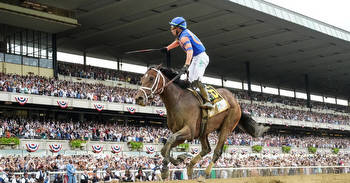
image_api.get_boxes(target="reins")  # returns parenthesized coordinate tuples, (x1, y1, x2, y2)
(154, 73, 181, 94)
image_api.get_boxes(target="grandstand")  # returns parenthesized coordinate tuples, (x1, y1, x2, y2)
(0, 0, 349, 182)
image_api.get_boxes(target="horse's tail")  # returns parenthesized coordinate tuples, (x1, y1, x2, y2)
(237, 111, 269, 138)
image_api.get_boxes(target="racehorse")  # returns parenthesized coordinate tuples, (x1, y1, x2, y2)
(135, 64, 269, 179)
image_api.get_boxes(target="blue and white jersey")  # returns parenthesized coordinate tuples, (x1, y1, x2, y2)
(178, 29, 206, 56)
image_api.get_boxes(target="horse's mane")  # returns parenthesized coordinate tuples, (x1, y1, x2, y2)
(148, 66, 190, 89)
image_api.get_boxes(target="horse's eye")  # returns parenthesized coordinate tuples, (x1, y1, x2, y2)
(149, 77, 154, 81)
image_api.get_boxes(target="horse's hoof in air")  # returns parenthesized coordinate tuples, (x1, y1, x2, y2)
(161, 169, 169, 180)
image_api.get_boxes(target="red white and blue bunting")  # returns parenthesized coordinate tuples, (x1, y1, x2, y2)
(156, 109, 165, 116)
(94, 104, 104, 112)
(191, 147, 199, 154)
(146, 146, 155, 154)
(15, 97, 28, 106)
(57, 101, 68, 109)
(111, 145, 122, 154)
(92, 145, 103, 153)
(49, 144, 63, 153)
(127, 107, 136, 114)
(26, 143, 39, 152)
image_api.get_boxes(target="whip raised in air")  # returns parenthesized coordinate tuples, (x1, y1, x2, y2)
(124, 48, 161, 54)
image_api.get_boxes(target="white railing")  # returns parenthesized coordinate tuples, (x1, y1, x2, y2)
(5, 166, 350, 182)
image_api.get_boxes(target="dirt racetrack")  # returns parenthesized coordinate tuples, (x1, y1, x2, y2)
(158, 173, 350, 183)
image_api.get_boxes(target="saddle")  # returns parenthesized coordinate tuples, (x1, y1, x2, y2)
(187, 85, 230, 137)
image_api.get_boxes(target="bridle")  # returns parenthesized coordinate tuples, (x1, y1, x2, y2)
(138, 68, 166, 103)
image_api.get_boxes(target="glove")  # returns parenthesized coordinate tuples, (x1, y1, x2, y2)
(180, 64, 189, 74)
(160, 47, 168, 54)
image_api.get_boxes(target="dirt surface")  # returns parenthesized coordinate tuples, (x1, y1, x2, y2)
(153, 173, 350, 183)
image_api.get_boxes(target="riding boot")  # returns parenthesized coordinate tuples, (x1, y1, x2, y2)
(195, 80, 213, 109)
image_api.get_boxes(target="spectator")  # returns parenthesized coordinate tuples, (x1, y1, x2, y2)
(80, 171, 89, 183)
(66, 160, 76, 183)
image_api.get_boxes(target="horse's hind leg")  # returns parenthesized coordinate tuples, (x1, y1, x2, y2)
(187, 134, 211, 179)
(205, 108, 240, 176)
(160, 126, 191, 179)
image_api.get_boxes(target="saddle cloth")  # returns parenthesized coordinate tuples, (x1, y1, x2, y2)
(188, 85, 230, 118)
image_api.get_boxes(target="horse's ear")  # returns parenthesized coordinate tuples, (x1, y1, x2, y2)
(155, 64, 162, 70)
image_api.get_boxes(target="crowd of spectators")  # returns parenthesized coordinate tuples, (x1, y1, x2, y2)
(0, 72, 349, 125)
(0, 118, 169, 144)
(1, 118, 349, 149)
(0, 73, 138, 105)
(58, 62, 141, 85)
(57, 61, 349, 112)
(241, 103, 350, 125)
(0, 152, 349, 181)
(234, 90, 349, 113)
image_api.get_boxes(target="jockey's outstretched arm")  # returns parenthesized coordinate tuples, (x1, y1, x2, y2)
(166, 40, 179, 51)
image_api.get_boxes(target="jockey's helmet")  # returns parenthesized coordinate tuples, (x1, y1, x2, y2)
(169, 17, 187, 29)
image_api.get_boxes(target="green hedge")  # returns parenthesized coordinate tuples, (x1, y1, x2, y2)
(252, 145, 262, 153)
(0, 137, 20, 145)
(332, 148, 339, 154)
(308, 147, 317, 154)
(177, 143, 189, 151)
(282, 146, 291, 153)
(69, 140, 86, 149)
(129, 141, 143, 151)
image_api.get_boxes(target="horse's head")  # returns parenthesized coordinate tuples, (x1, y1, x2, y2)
(135, 64, 166, 106)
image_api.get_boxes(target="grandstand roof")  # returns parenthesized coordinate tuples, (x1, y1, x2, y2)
(41, 0, 350, 99)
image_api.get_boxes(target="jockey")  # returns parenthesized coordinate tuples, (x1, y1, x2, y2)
(162, 17, 213, 109)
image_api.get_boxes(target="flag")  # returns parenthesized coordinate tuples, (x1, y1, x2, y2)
(191, 147, 199, 154)
(111, 145, 122, 154)
(26, 143, 39, 152)
(57, 101, 68, 109)
(146, 146, 155, 154)
(49, 144, 62, 153)
(127, 107, 136, 114)
(94, 104, 104, 112)
(15, 97, 28, 105)
(156, 109, 165, 116)
(92, 145, 103, 153)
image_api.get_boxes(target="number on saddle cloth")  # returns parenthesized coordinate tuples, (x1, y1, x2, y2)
(206, 85, 221, 103)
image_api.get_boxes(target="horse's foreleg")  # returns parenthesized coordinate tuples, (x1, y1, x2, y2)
(168, 140, 185, 166)
(161, 126, 191, 179)
(205, 109, 240, 176)
(187, 134, 211, 179)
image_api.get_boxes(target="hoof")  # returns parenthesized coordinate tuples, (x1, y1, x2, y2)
(204, 162, 214, 176)
(197, 175, 206, 182)
(161, 169, 169, 180)
(204, 169, 211, 177)
(187, 166, 193, 179)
